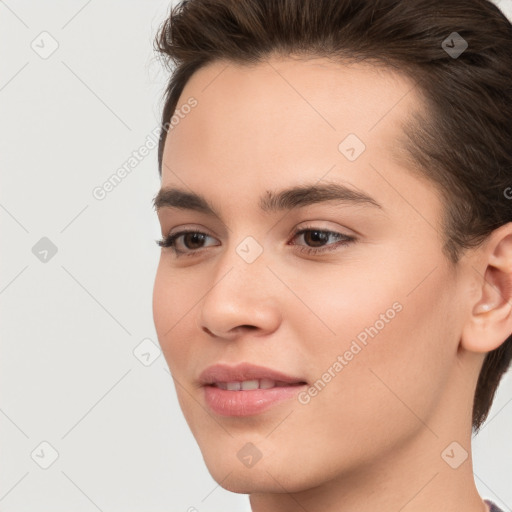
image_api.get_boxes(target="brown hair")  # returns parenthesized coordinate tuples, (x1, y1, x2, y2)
(153, 0, 512, 433)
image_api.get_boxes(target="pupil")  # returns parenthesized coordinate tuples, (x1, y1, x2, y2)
(185, 233, 205, 249)
(306, 230, 327, 247)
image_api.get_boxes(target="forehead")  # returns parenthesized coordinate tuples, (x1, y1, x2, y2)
(160, 56, 437, 221)
(167, 56, 419, 144)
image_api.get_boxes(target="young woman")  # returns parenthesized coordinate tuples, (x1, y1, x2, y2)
(151, 1, 512, 510)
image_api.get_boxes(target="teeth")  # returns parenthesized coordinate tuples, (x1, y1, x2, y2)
(259, 378, 275, 389)
(241, 379, 259, 390)
(214, 379, 293, 390)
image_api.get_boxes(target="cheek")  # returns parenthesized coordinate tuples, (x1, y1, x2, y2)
(299, 259, 456, 440)
(153, 259, 197, 334)
(152, 263, 171, 339)
(281, 241, 450, 380)
(152, 262, 191, 370)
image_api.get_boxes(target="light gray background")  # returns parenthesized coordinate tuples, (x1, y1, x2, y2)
(1, 1, 511, 511)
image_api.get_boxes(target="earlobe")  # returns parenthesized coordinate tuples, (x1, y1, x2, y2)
(461, 224, 512, 354)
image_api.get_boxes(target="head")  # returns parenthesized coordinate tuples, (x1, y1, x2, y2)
(151, 0, 512, 496)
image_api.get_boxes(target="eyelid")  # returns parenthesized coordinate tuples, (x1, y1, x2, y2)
(164, 225, 355, 243)
(157, 223, 357, 258)
(164, 220, 354, 239)
(166, 223, 219, 238)
(294, 220, 358, 238)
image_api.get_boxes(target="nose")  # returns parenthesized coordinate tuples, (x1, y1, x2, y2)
(196, 246, 282, 340)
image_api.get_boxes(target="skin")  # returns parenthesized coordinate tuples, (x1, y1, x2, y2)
(152, 56, 512, 512)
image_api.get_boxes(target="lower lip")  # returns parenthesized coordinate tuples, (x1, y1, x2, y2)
(203, 384, 307, 416)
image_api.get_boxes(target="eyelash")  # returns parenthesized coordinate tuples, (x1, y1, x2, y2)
(156, 225, 356, 258)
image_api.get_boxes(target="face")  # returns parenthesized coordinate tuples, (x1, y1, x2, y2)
(152, 57, 477, 494)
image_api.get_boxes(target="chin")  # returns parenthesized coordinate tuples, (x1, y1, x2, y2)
(205, 465, 294, 495)
(201, 447, 317, 495)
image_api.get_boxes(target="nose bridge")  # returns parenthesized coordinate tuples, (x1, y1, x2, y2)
(207, 232, 272, 302)
(197, 231, 281, 336)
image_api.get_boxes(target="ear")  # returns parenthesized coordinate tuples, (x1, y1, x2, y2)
(461, 222, 512, 353)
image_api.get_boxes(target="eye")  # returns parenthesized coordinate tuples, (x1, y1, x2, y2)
(288, 225, 356, 256)
(156, 229, 219, 257)
(156, 225, 356, 258)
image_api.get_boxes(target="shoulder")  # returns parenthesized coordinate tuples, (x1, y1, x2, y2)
(484, 499, 507, 512)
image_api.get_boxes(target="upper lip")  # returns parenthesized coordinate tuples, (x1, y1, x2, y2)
(199, 362, 307, 385)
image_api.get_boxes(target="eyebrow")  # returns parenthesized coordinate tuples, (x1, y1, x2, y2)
(153, 182, 384, 216)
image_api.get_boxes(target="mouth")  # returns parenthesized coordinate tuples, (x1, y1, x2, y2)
(199, 362, 308, 388)
(207, 379, 307, 390)
(199, 363, 309, 416)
